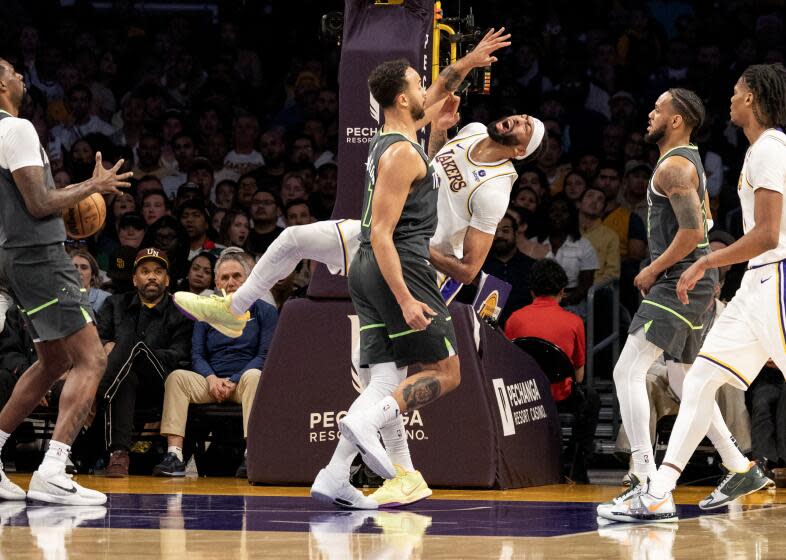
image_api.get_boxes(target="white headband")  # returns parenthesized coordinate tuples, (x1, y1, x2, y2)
(516, 117, 546, 160)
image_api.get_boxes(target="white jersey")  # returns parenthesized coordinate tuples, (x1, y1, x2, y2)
(430, 123, 517, 259)
(739, 128, 786, 267)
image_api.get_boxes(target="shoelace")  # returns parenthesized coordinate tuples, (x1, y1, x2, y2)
(711, 471, 735, 497)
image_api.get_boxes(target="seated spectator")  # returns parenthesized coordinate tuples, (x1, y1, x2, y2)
(211, 209, 227, 236)
(512, 186, 539, 213)
(285, 199, 316, 227)
(162, 132, 197, 198)
(280, 172, 309, 205)
(619, 160, 652, 224)
(174, 182, 204, 211)
(563, 170, 588, 207)
(178, 200, 219, 259)
(136, 175, 166, 205)
(51, 84, 115, 152)
(142, 215, 191, 284)
(504, 259, 600, 482)
(219, 209, 251, 249)
(595, 161, 647, 313)
(578, 187, 620, 285)
(131, 133, 169, 180)
(510, 207, 548, 260)
(117, 212, 146, 250)
(310, 161, 338, 219)
(177, 252, 217, 296)
(236, 173, 259, 212)
(247, 189, 283, 257)
(481, 213, 536, 325)
(224, 113, 264, 176)
(517, 166, 549, 199)
(215, 179, 238, 210)
(141, 189, 171, 226)
(154, 250, 278, 478)
(533, 195, 598, 316)
(69, 249, 110, 312)
(187, 157, 216, 202)
(96, 248, 193, 477)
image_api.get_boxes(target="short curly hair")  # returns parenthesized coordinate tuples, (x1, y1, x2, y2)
(529, 259, 568, 297)
(368, 59, 411, 109)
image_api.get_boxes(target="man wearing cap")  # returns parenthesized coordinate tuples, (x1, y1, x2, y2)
(620, 160, 653, 224)
(95, 248, 193, 477)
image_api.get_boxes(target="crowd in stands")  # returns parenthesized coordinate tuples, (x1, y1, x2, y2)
(0, 0, 783, 480)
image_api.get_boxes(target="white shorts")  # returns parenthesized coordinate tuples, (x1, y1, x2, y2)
(697, 261, 786, 390)
(326, 219, 361, 276)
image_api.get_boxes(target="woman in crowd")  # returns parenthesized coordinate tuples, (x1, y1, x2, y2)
(69, 248, 111, 312)
(177, 252, 217, 295)
(220, 209, 251, 249)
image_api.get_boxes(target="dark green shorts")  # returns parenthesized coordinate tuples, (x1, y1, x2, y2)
(629, 266, 718, 363)
(348, 247, 457, 368)
(0, 243, 94, 342)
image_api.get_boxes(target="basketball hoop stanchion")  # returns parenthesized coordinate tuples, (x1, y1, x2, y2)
(432, 1, 457, 84)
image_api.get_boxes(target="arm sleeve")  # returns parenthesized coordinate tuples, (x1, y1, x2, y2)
(746, 137, 786, 193)
(191, 321, 216, 378)
(468, 175, 516, 234)
(233, 303, 279, 384)
(627, 212, 647, 241)
(1, 119, 45, 171)
(579, 238, 600, 271)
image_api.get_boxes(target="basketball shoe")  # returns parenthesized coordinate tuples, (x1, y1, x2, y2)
(597, 483, 678, 523)
(699, 461, 771, 510)
(596, 474, 643, 518)
(370, 465, 432, 508)
(0, 463, 26, 501)
(173, 291, 249, 338)
(338, 414, 396, 480)
(27, 466, 107, 506)
(310, 468, 378, 509)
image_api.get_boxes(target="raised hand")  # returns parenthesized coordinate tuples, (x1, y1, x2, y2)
(433, 94, 461, 131)
(92, 151, 133, 195)
(463, 27, 512, 68)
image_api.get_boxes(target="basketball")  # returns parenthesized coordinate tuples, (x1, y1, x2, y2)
(64, 192, 106, 239)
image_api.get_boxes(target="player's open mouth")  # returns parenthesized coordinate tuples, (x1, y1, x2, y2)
(497, 118, 514, 133)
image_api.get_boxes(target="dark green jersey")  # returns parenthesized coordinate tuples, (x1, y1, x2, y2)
(647, 145, 710, 270)
(359, 130, 437, 259)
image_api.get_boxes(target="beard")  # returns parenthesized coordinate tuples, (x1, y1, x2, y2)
(486, 118, 520, 146)
(409, 101, 425, 122)
(644, 123, 667, 144)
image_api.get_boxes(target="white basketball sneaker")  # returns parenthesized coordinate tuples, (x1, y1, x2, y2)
(27, 467, 107, 506)
(310, 468, 379, 510)
(0, 464, 26, 501)
(338, 414, 396, 480)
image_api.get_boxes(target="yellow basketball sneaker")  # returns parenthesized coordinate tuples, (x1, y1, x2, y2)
(370, 465, 432, 508)
(173, 291, 250, 338)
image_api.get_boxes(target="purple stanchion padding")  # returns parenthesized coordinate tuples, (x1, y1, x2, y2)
(247, 299, 562, 488)
(307, 0, 433, 299)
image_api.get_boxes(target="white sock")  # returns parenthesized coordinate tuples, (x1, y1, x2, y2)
(168, 446, 184, 462)
(614, 330, 662, 480)
(0, 429, 9, 455)
(380, 415, 414, 471)
(40, 440, 70, 474)
(325, 362, 403, 479)
(667, 361, 750, 473)
(361, 396, 400, 431)
(231, 223, 344, 314)
(649, 359, 728, 496)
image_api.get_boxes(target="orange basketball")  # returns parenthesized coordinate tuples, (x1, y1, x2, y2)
(64, 192, 107, 239)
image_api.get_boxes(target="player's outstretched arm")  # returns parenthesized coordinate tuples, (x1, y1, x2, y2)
(12, 151, 132, 219)
(370, 143, 434, 331)
(634, 157, 703, 295)
(678, 188, 782, 303)
(425, 27, 510, 109)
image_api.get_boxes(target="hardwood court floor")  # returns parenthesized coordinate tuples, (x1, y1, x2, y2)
(2, 475, 785, 559)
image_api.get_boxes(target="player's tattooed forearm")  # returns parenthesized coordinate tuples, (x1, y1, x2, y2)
(428, 129, 448, 159)
(669, 190, 702, 230)
(440, 66, 462, 92)
(401, 376, 442, 410)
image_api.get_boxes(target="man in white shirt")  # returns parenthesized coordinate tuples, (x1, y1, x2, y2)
(50, 84, 115, 152)
(224, 113, 264, 177)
